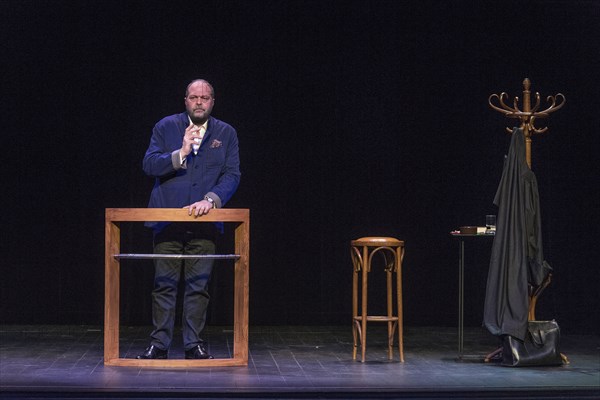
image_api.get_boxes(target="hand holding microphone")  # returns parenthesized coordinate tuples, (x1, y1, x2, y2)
(191, 124, 203, 155)
(183, 122, 203, 157)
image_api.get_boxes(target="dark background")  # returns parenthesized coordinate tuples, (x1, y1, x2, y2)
(2, 1, 599, 335)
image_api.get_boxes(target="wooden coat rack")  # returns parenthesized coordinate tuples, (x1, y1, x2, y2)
(488, 78, 565, 321)
(484, 79, 567, 363)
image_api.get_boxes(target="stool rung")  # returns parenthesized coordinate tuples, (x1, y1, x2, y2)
(114, 253, 240, 260)
(353, 316, 399, 322)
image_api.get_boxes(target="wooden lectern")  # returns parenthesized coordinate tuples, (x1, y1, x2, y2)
(104, 208, 250, 367)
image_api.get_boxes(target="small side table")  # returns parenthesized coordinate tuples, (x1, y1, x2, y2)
(450, 232, 494, 360)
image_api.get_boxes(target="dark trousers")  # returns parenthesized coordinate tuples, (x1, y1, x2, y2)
(150, 223, 216, 350)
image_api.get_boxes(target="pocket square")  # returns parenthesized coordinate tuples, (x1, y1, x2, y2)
(210, 139, 222, 148)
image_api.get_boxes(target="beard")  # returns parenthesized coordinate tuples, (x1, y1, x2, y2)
(189, 107, 211, 125)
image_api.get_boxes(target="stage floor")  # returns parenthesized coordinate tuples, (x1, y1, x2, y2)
(0, 324, 598, 399)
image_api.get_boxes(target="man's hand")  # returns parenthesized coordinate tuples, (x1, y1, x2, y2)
(180, 122, 201, 158)
(185, 200, 213, 217)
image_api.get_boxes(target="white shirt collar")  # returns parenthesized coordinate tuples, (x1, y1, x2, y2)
(188, 116, 208, 131)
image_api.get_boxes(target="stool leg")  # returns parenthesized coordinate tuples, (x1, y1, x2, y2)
(386, 265, 393, 360)
(396, 246, 404, 362)
(361, 245, 369, 362)
(352, 253, 359, 360)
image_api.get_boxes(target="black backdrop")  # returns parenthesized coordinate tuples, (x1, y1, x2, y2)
(2, 0, 599, 334)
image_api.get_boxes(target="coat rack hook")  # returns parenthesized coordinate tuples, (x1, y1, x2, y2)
(489, 78, 565, 168)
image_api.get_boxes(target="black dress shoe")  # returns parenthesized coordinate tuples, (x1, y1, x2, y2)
(136, 345, 168, 359)
(185, 343, 214, 359)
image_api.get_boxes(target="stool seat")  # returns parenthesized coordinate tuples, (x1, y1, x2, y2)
(351, 236, 405, 362)
(351, 237, 404, 247)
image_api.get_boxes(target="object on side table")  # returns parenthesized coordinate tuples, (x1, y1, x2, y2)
(459, 226, 477, 234)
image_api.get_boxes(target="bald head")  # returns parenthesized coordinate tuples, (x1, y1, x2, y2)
(185, 79, 215, 98)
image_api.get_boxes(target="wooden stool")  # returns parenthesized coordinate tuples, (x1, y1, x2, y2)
(351, 237, 405, 362)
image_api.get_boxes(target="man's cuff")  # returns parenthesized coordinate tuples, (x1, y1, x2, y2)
(172, 150, 186, 169)
(205, 192, 222, 208)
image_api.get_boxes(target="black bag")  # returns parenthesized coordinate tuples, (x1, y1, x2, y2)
(501, 320, 563, 367)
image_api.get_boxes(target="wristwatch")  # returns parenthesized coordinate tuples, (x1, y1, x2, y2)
(204, 196, 215, 208)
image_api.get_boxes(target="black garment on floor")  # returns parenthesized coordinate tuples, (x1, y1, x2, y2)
(483, 128, 552, 341)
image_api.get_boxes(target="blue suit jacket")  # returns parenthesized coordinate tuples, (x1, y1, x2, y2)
(143, 112, 241, 233)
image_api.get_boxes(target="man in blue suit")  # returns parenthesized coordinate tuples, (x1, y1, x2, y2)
(138, 79, 241, 359)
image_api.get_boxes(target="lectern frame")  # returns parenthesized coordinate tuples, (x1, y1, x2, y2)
(104, 208, 250, 367)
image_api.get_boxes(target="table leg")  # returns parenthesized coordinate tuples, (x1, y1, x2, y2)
(458, 239, 464, 359)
